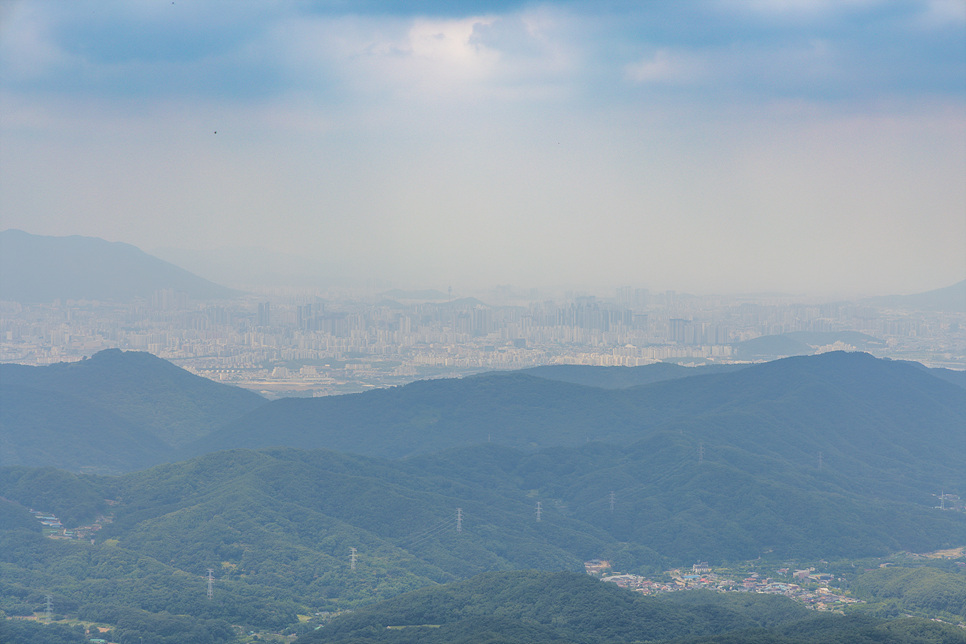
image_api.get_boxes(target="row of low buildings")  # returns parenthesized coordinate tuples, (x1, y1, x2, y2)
(28, 507, 108, 542)
(586, 560, 861, 611)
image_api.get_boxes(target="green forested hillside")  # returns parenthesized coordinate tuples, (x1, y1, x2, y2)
(89, 448, 615, 582)
(0, 619, 89, 644)
(0, 497, 40, 532)
(666, 614, 966, 644)
(2, 435, 964, 637)
(0, 384, 174, 472)
(298, 571, 809, 643)
(0, 528, 297, 631)
(0, 448, 612, 634)
(407, 439, 966, 564)
(0, 467, 106, 524)
(851, 564, 966, 620)
(294, 571, 965, 644)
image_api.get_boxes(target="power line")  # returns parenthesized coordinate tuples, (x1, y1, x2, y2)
(396, 516, 458, 550)
(400, 520, 453, 550)
(404, 521, 457, 549)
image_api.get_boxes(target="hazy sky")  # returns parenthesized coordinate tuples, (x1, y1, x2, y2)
(1, 0, 964, 296)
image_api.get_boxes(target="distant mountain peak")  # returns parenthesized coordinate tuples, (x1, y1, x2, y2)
(0, 229, 238, 303)
(0, 349, 266, 468)
(864, 278, 966, 312)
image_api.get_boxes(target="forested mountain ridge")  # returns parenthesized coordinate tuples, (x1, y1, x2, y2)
(183, 370, 629, 459)
(186, 352, 966, 469)
(1, 348, 265, 447)
(4, 350, 961, 475)
(609, 351, 966, 492)
(0, 349, 266, 471)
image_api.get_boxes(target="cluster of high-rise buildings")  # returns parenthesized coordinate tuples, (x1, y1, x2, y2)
(2, 287, 962, 398)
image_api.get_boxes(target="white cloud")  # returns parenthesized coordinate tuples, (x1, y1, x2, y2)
(918, 0, 966, 27)
(407, 17, 494, 62)
(624, 49, 700, 84)
(0, 2, 70, 80)
(1, 0, 963, 294)
(718, 0, 886, 21)
(264, 14, 504, 105)
(266, 9, 582, 107)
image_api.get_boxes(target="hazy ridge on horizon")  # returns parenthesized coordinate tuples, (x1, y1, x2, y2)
(2, 228, 964, 302)
(149, 239, 966, 301)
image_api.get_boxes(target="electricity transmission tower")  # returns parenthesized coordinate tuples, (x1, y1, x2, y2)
(456, 508, 463, 534)
(350, 547, 358, 571)
(44, 595, 53, 624)
(206, 569, 214, 599)
(536, 501, 542, 522)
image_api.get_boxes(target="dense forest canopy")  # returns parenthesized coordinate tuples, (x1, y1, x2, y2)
(1, 352, 964, 641)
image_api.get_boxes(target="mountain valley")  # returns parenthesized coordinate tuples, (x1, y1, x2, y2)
(1, 350, 964, 642)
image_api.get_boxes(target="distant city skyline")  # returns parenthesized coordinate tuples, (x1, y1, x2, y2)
(1, 0, 964, 296)
(4, 274, 963, 397)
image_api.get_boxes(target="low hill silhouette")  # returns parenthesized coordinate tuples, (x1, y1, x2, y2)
(864, 279, 966, 312)
(2, 349, 265, 447)
(0, 229, 238, 303)
(1, 349, 266, 471)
